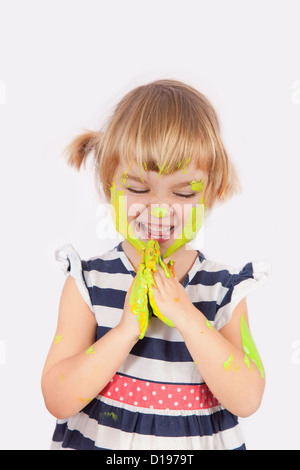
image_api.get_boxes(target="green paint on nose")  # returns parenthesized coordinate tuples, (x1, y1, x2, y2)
(150, 207, 168, 218)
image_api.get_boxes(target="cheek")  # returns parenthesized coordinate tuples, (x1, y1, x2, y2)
(127, 199, 147, 222)
(173, 202, 194, 227)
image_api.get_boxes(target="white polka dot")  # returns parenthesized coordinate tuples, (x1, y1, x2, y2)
(183, 396, 187, 400)
(174, 402, 178, 406)
(129, 392, 133, 396)
(107, 392, 111, 396)
(177, 388, 181, 392)
(134, 401, 138, 405)
(133, 379, 136, 382)
(146, 382, 150, 386)
(152, 391, 156, 396)
(137, 387, 141, 391)
(120, 396, 124, 401)
(150, 405, 153, 409)
(115, 387, 119, 392)
(190, 389, 194, 393)
(168, 394, 172, 398)
(200, 403, 203, 408)
(159, 400, 163, 404)
(188, 403, 192, 407)
(124, 383, 127, 387)
(143, 396, 147, 401)
(161, 386, 165, 390)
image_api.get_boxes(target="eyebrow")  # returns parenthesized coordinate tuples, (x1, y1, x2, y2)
(125, 174, 195, 189)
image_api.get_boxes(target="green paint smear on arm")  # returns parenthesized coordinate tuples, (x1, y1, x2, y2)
(240, 314, 264, 379)
(244, 354, 254, 372)
(223, 353, 240, 372)
(224, 353, 234, 371)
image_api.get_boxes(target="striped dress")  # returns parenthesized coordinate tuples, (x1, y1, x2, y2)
(50, 242, 269, 450)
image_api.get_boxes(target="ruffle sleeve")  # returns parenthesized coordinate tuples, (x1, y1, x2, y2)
(55, 244, 94, 314)
(213, 260, 270, 330)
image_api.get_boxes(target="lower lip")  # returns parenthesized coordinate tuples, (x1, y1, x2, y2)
(138, 223, 175, 242)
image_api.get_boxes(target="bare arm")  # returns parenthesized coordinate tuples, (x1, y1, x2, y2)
(178, 298, 265, 417)
(153, 266, 265, 418)
(41, 276, 139, 420)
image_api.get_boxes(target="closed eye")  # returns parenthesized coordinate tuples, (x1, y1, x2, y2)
(174, 193, 196, 198)
(127, 188, 149, 194)
(127, 188, 197, 198)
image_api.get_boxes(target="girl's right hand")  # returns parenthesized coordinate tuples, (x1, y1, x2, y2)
(117, 280, 141, 343)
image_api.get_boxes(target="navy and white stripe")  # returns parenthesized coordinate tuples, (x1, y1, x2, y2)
(51, 242, 269, 450)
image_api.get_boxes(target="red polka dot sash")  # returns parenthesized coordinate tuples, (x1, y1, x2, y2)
(99, 374, 220, 411)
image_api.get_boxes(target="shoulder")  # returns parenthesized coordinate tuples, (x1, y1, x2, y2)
(83, 243, 128, 275)
(193, 253, 269, 290)
(190, 254, 239, 288)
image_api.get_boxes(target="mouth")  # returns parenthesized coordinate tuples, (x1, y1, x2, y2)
(137, 222, 175, 241)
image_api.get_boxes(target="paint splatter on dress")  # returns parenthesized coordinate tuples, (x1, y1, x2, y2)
(50, 242, 269, 450)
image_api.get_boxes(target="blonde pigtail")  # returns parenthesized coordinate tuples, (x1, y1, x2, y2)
(63, 130, 101, 170)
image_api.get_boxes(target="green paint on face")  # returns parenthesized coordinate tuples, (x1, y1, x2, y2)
(150, 207, 168, 218)
(190, 179, 204, 193)
(121, 172, 128, 185)
(110, 177, 206, 338)
(110, 182, 146, 252)
(110, 175, 205, 259)
(181, 157, 191, 174)
(240, 315, 264, 379)
(163, 204, 205, 259)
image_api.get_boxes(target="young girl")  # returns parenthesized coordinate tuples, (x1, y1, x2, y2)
(42, 79, 269, 450)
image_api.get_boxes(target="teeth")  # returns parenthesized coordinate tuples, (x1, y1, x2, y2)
(140, 222, 174, 238)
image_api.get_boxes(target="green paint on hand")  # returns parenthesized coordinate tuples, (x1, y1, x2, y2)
(130, 239, 175, 339)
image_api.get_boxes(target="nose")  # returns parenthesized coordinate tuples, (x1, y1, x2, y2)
(150, 207, 168, 218)
(149, 203, 175, 220)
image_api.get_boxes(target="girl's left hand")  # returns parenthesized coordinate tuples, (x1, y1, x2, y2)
(152, 266, 195, 330)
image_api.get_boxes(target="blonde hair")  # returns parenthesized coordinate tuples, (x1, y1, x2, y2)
(64, 79, 241, 208)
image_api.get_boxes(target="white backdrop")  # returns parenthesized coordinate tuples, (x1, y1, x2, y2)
(0, 0, 299, 450)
